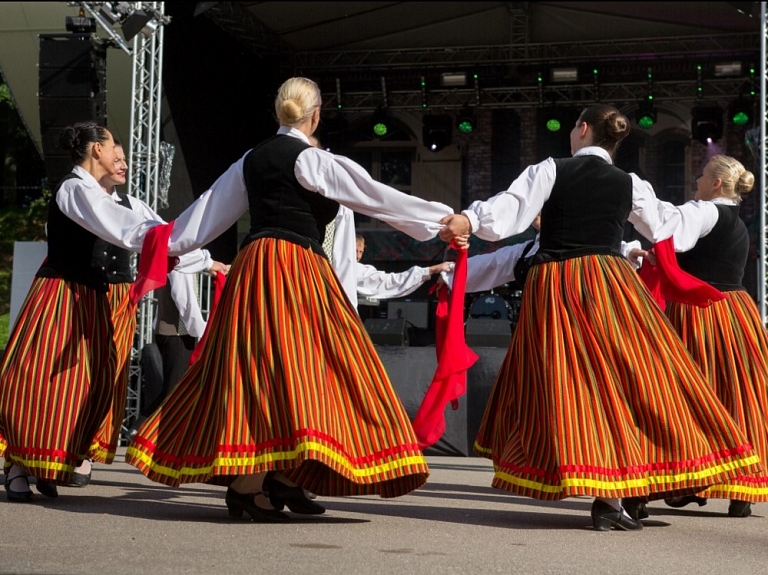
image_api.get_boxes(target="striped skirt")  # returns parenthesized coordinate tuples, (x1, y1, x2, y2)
(0, 277, 116, 481)
(474, 255, 760, 500)
(87, 283, 137, 464)
(126, 238, 428, 497)
(667, 290, 768, 502)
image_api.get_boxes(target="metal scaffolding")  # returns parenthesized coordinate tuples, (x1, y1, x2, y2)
(762, 2, 768, 323)
(120, 2, 167, 440)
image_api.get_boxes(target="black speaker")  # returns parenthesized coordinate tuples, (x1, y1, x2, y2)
(38, 34, 107, 188)
(465, 318, 511, 348)
(364, 318, 409, 346)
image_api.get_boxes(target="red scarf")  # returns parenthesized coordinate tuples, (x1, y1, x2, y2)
(129, 222, 178, 305)
(638, 236, 725, 310)
(188, 271, 227, 366)
(412, 241, 478, 449)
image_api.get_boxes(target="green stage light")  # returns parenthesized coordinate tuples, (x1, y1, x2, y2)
(728, 98, 753, 127)
(456, 107, 476, 134)
(546, 118, 561, 132)
(373, 122, 388, 137)
(635, 100, 657, 130)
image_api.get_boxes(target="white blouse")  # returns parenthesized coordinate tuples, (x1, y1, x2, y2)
(628, 175, 733, 251)
(356, 262, 431, 299)
(54, 166, 212, 273)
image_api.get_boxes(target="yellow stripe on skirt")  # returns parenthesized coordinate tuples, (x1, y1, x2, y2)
(667, 290, 768, 502)
(126, 238, 428, 497)
(474, 255, 760, 500)
(87, 282, 137, 464)
(0, 277, 117, 481)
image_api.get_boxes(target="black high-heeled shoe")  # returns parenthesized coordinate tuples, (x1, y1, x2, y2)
(622, 497, 649, 520)
(34, 478, 58, 498)
(728, 500, 752, 517)
(224, 488, 289, 522)
(664, 495, 707, 509)
(4, 472, 33, 503)
(591, 500, 643, 531)
(265, 474, 326, 515)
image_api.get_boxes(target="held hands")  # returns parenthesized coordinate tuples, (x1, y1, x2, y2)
(439, 214, 471, 243)
(208, 261, 231, 276)
(628, 248, 655, 267)
(428, 261, 455, 276)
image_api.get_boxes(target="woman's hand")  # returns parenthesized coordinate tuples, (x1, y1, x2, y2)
(428, 261, 455, 275)
(628, 248, 655, 267)
(439, 214, 471, 242)
(208, 261, 231, 276)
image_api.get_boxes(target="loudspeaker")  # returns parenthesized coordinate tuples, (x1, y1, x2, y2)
(364, 318, 409, 346)
(38, 34, 107, 188)
(465, 318, 511, 348)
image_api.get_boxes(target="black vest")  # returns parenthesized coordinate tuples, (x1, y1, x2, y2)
(676, 204, 748, 291)
(241, 135, 340, 255)
(536, 155, 632, 263)
(37, 174, 135, 291)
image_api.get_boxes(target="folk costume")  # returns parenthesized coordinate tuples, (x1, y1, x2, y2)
(469, 147, 759, 501)
(631, 186, 768, 506)
(126, 127, 453, 497)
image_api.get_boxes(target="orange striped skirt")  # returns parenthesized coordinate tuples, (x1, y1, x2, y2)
(126, 238, 428, 497)
(87, 282, 137, 463)
(667, 290, 768, 502)
(0, 277, 116, 481)
(474, 255, 760, 500)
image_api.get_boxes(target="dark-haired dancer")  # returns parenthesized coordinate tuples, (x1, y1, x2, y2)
(631, 154, 768, 518)
(0, 123, 222, 501)
(440, 104, 759, 531)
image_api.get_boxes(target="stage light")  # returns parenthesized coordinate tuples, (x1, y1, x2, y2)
(636, 100, 657, 129)
(456, 107, 476, 134)
(715, 61, 743, 77)
(422, 114, 453, 152)
(372, 108, 389, 138)
(551, 67, 578, 83)
(728, 98, 753, 126)
(66, 16, 96, 33)
(441, 72, 467, 87)
(546, 118, 561, 132)
(691, 105, 723, 145)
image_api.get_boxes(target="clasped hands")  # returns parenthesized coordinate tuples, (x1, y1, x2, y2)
(439, 213, 472, 249)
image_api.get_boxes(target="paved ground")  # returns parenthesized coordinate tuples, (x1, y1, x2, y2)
(2, 450, 767, 575)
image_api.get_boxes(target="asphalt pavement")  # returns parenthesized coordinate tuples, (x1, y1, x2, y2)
(2, 450, 767, 575)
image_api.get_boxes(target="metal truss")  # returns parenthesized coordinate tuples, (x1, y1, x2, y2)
(124, 1, 166, 442)
(323, 77, 751, 111)
(294, 33, 759, 72)
(761, 2, 767, 323)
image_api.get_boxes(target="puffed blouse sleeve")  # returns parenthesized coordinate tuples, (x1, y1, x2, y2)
(460, 159, 556, 242)
(294, 148, 453, 242)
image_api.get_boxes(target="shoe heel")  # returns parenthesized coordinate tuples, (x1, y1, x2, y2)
(592, 515, 611, 531)
(227, 503, 244, 519)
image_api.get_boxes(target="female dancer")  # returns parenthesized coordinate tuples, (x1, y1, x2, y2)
(1, 123, 140, 500)
(125, 77, 459, 521)
(439, 104, 759, 531)
(631, 154, 768, 518)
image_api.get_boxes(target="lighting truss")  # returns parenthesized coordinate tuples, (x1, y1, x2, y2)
(320, 77, 751, 111)
(761, 1, 767, 324)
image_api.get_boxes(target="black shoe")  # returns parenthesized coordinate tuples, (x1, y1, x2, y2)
(728, 500, 752, 518)
(68, 466, 92, 487)
(622, 497, 649, 520)
(265, 473, 326, 515)
(591, 500, 643, 531)
(34, 479, 58, 498)
(4, 473, 32, 503)
(224, 488, 289, 523)
(664, 495, 707, 509)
